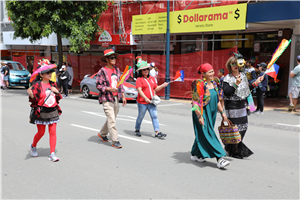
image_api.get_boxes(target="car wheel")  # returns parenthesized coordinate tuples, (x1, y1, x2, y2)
(82, 85, 91, 98)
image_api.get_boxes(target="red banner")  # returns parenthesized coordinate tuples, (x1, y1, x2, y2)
(12, 55, 26, 69)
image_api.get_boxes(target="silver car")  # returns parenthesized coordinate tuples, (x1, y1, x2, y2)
(80, 73, 138, 100)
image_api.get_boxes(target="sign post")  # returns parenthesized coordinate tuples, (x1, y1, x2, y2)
(165, 0, 170, 100)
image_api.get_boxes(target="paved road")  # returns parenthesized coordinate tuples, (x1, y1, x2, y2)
(1, 88, 299, 199)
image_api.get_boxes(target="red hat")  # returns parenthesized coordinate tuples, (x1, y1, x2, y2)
(197, 63, 213, 73)
(101, 49, 119, 62)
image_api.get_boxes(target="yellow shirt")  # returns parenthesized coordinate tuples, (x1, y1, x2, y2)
(50, 72, 56, 82)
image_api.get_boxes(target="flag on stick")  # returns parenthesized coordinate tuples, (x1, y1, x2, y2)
(173, 70, 184, 82)
(265, 64, 280, 80)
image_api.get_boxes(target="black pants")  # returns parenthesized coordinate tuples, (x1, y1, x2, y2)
(256, 88, 264, 112)
(62, 80, 69, 96)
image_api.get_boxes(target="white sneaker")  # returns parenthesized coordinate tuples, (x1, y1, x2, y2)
(254, 111, 261, 114)
(48, 152, 59, 162)
(29, 144, 38, 157)
(217, 158, 230, 169)
(191, 155, 206, 163)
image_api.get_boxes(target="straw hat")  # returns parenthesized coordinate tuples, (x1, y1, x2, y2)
(101, 49, 119, 63)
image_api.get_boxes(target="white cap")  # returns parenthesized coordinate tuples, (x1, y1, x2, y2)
(60, 65, 66, 71)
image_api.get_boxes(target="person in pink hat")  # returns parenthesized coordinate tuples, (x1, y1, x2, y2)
(96, 49, 126, 149)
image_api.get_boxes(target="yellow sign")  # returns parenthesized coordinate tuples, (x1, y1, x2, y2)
(132, 12, 167, 35)
(221, 34, 254, 48)
(132, 3, 247, 35)
(170, 3, 247, 33)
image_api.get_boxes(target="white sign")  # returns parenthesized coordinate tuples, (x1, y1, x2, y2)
(98, 30, 112, 42)
(254, 42, 260, 52)
(3, 31, 70, 45)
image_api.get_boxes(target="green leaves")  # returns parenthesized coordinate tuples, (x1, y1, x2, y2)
(6, 0, 108, 52)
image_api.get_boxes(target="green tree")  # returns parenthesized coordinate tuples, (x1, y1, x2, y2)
(6, 0, 108, 67)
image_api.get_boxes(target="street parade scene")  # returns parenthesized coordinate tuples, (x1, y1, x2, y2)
(1, 0, 299, 199)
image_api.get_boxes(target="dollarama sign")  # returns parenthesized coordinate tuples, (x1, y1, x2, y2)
(132, 3, 247, 35)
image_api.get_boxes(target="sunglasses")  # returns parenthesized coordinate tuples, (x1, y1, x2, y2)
(230, 63, 237, 67)
(110, 57, 117, 60)
(142, 68, 149, 71)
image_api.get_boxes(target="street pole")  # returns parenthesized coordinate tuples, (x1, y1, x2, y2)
(165, 0, 170, 100)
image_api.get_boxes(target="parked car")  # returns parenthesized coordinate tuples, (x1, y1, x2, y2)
(1, 60, 31, 89)
(80, 73, 138, 100)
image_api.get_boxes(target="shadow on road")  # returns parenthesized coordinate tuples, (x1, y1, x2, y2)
(123, 129, 154, 139)
(87, 135, 112, 147)
(24, 147, 51, 160)
(171, 151, 230, 170)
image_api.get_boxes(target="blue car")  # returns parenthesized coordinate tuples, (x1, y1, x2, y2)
(1, 60, 31, 89)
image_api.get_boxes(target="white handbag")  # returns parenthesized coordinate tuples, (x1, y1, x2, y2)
(144, 78, 161, 106)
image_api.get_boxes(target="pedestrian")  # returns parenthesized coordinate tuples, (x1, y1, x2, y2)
(27, 64, 62, 162)
(254, 62, 268, 114)
(218, 68, 225, 109)
(223, 56, 263, 159)
(0, 61, 5, 89)
(191, 63, 230, 169)
(288, 55, 300, 112)
(1, 61, 10, 89)
(134, 59, 169, 139)
(149, 62, 158, 83)
(59, 65, 70, 98)
(67, 62, 73, 94)
(96, 49, 126, 149)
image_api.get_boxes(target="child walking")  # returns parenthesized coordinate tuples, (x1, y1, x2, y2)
(27, 63, 62, 162)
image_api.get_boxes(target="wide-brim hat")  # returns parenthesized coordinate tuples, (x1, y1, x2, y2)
(136, 60, 150, 72)
(101, 49, 119, 63)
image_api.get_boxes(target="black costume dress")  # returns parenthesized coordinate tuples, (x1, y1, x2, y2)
(223, 73, 254, 158)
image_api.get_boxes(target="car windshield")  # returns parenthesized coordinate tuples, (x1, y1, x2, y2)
(7, 63, 26, 71)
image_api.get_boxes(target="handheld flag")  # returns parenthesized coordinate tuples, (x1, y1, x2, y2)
(265, 64, 280, 80)
(247, 94, 256, 112)
(266, 39, 291, 69)
(117, 65, 133, 88)
(173, 70, 184, 82)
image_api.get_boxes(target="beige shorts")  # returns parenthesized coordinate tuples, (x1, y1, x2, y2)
(289, 86, 300, 98)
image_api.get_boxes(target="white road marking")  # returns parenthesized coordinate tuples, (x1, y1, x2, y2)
(276, 123, 300, 127)
(158, 103, 184, 107)
(70, 124, 151, 143)
(82, 111, 166, 126)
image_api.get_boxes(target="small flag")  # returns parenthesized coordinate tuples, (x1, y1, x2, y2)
(174, 70, 184, 82)
(265, 64, 280, 80)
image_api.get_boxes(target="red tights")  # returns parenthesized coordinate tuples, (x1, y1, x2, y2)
(32, 123, 57, 153)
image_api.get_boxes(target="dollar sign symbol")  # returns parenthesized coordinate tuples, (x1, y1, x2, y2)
(234, 8, 240, 20)
(177, 14, 182, 24)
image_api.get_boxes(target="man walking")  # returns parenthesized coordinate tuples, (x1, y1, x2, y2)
(96, 49, 126, 149)
(288, 55, 300, 111)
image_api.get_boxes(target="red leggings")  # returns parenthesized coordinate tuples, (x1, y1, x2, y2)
(32, 123, 57, 153)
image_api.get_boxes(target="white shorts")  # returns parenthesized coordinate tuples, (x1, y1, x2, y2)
(289, 86, 300, 98)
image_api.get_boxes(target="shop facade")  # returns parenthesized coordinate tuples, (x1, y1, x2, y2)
(1, 1, 299, 97)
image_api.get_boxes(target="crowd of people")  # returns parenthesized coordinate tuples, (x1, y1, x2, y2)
(25, 49, 300, 168)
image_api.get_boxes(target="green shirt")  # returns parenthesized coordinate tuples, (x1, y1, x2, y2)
(292, 64, 300, 87)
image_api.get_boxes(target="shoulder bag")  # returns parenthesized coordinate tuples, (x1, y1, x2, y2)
(29, 90, 53, 124)
(144, 78, 161, 106)
(218, 119, 241, 144)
